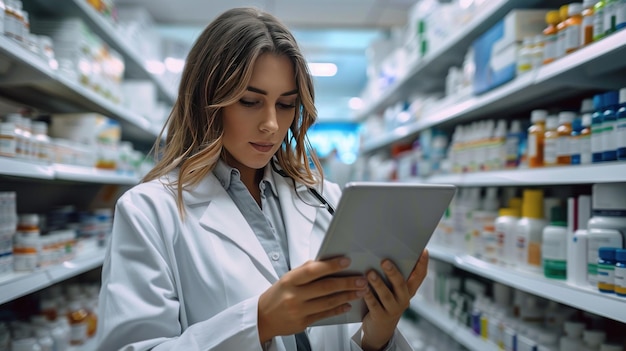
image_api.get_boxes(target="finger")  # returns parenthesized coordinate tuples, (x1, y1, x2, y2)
(381, 260, 410, 303)
(306, 303, 353, 326)
(303, 288, 367, 316)
(300, 275, 368, 300)
(366, 270, 396, 310)
(407, 249, 429, 296)
(289, 257, 351, 285)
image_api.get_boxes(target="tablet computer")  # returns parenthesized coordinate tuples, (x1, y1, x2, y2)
(313, 181, 456, 326)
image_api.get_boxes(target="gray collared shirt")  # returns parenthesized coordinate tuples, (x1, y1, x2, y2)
(213, 160, 291, 277)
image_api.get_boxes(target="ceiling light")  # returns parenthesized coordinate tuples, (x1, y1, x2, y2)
(348, 97, 363, 110)
(165, 57, 185, 74)
(308, 62, 337, 77)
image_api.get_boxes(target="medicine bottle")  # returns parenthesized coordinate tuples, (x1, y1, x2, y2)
(581, 0, 597, 46)
(542, 206, 568, 279)
(617, 0, 626, 30)
(593, 0, 606, 41)
(583, 330, 607, 351)
(543, 115, 559, 167)
(604, 0, 617, 35)
(517, 37, 534, 75)
(31, 121, 51, 163)
(495, 207, 520, 267)
(586, 183, 626, 286)
(591, 94, 605, 163)
(614, 248, 626, 296)
(597, 247, 616, 292)
(580, 112, 593, 164)
(617, 88, 626, 161)
(516, 189, 547, 269)
(528, 109, 548, 168)
(67, 300, 88, 345)
(556, 111, 575, 165)
(543, 10, 561, 64)
(601, 90, 619, 162)
(565, 3, 583, 54)
(556, 5, 570, 60)
(0, 122, 16, 158)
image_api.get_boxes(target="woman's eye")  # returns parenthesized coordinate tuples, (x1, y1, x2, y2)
(239, 99, 258, 107)
(278, 102, 296, 109)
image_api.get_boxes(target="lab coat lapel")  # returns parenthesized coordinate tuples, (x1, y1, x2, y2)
(273, 172, 317, 270)
(195, 175, 279, 283)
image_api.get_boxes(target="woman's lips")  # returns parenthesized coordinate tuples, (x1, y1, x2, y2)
(250, 142, 273, 152)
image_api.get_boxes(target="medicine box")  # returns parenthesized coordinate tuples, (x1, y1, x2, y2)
(472, 9, 546, 95)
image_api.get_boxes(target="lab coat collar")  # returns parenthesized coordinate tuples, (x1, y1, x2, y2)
(191, 167, 317, 283)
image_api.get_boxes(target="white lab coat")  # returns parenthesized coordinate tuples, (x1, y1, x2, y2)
(96, 167, 414, 351)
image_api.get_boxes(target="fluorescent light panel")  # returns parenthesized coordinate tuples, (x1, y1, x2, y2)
(308, 62, 337, 77)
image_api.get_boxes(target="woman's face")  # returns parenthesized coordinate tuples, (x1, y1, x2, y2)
(221, 53, 297, 174)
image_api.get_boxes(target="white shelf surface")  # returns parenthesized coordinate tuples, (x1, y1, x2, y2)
(0, 158, 54, 179)
(0, 35, 161, 147)
(0, 247, 105, 305)
(360, 29, 626, 154)
(409, 296, 499, 351)
(53, 164, 139, 185)
(0, 158, 139, 185)
(427, 245, 626, 323)
(418, 162, 626, 186)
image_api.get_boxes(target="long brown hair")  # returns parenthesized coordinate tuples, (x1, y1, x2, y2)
(143, 7, 322, 215)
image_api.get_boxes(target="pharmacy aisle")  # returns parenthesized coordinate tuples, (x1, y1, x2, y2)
(355, 0, 626, 350)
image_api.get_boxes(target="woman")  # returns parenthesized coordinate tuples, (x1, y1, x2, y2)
(97, 7, 428, 351)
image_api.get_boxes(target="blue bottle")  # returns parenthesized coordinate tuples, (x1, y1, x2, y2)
(602, 91, 619, 162)
(591, 94, 605, 163)
(570, 117, 582, 165)
(617, 88, 626, 161)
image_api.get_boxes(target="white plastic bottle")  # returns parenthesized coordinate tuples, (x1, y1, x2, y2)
(31, 122, 51, 164)
(568, 195, 592, 286)
(10, 337, 42, 351)
(516, 189, 547, 270)
(586, 183, 626, 286)
(582, 330, 607, 351)
(34, 328, 53, 351)
(495, 207, 521, 267)
(542, 206, 568, 279)
(559, 321, 585, 351)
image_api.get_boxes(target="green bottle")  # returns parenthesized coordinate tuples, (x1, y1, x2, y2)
(593, 0, 606, 41)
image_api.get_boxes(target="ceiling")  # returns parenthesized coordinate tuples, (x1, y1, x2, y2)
(114, 0, 417, 121)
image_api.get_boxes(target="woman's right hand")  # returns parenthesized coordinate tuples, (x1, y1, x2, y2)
(257, 257, 368, 343)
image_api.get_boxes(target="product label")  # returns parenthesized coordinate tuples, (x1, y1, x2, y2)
(542, 235, 567, 260)
(606, 2, 617, 32)
(581, 134, 592, 164)
(544, 138, 557, 165)
(516, 227, 529, 266)
(594, 8, 605, 38)
(557, 136, 570, 157)
(565, 24, 581, 52)
(602, 120, 617, 151)
(617, 1, 626, 28)
(0, 136, 15, 157)
(70, 324, 88, 344)
(617, 121, 626, 148)
(543, 34, 557, 62)
(591, 126, 603, 153)
(597, 263, 615, 291)
(528, 134, 537, 158)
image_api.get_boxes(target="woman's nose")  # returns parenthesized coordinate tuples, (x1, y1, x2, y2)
(260, 106, 279, 133)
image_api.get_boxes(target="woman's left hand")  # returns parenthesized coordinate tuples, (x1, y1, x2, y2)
(360, 249, 429, 351)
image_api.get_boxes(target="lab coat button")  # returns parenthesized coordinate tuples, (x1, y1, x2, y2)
(270, 253, 280, 261)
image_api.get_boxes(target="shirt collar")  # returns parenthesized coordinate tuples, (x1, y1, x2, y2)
(213, 159, 279, 198)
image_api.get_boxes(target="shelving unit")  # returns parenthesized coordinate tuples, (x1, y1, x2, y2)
(354, 0, 626, 346)
(409, 296, 499, 351)
(403, 162, 626, 186)
(0, 158, 140, 185)
(25, 0, 177, 104)
(0, 246, 105, 305)
(0, 0, 156, 321)
(361, 29, 626, 154)
(426, 245, 626, 324)
(0, 35, 161, 148)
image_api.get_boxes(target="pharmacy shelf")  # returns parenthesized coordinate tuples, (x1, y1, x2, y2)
(0, 158, 54, 180)
(0, 158, 139, 185)
(0, 36, 161, 149)
(361, 29, 626, 154)
(417, 162, 626, 187)
(25, 0, 177, 103)
(426, 245, 626, 323)
(0, 246, 105, 305)
(409, 296, 499, 351)
(354, 0, 553, 121)
(53, 164, 139, 185)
